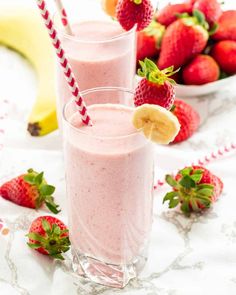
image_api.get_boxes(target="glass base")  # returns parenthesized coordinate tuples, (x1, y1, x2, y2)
(71, 249, 148, 288)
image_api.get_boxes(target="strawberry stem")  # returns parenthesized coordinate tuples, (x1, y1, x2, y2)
(170, 105, 176, 112)
(208, 22, 219, 36)
(176, 12, 190, 19)
(133, 0, 142, 4)
(138, 58, 179, 85)
(193, 9, 206, 26)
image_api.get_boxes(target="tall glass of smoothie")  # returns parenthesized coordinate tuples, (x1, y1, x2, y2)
(63, 87, 155, 288)
(56, 19, 136, 110)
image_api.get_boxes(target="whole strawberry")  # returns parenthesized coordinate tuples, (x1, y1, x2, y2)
(171, 99, 200, 143)
(156, 3, 192, 26)
(211, 40, 236, 75)
(188, 0, 197, 7)
(163, 166, 223, 215)
(134, 58, 178, 110)
(137, 21, 165, 63)
(27, 216, 70, 259)
(193, 0, 222, 26)
(116, 0, 154, 31)
(182, 54, 220, 85)
(0, 169, 60, 214)
(158, 10, 209, 70)
(212, 10, 236, 41)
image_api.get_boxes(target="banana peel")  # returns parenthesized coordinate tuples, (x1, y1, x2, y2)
(0, 6, 58, 136)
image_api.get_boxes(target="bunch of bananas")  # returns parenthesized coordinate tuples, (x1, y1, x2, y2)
(0, 6, 58, 136)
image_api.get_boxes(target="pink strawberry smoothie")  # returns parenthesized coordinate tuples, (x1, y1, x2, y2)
(64, 104, 154, 265)
(57, 20, 136, 108)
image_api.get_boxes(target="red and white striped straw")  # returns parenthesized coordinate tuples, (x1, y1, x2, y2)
(154, 141, 236, 189)
(191, 142, 236, 166)
(36, 0, 92, 126)
(54, 0, 73, 35)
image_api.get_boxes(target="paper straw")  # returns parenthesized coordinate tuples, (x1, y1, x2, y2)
(36, 0, 92, 126)
(154, 141, 236, 189)
(54, 0, 73, 35)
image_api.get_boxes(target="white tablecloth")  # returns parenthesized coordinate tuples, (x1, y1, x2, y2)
(1, 1, 236, 294)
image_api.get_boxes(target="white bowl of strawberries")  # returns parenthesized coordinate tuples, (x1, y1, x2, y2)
(136, 0, 236, 97)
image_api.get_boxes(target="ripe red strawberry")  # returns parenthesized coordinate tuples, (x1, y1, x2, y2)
(211, 40, 236, 75)
(182, 54, 220, 85)
(0, 169, 60, 214)
(137, 21, 165, 63)
(116, 0, 154, 31)
(163, 166, 223, 215)
(212, 10, 236, 41)
(134, 58, 177, 109)
(27, 216, 70, 259)
(188, 0, 197, 7)
(158, 10, 209, 70)
(156, 3, 192, 26)
(171, 99, 200, 143)
(193, 0, 222, 25)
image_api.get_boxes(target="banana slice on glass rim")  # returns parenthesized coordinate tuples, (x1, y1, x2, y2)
(132, 104, 180, 144)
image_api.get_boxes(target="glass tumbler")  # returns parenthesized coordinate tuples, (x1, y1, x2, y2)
(56, 18, 137, 111)
(62, 87, 154, 288)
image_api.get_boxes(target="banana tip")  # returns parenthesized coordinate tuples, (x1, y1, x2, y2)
(27, 122, 41, 136)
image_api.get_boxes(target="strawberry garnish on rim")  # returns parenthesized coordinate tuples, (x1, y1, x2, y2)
(0, 169, 60, 214)
(116, 0, 154, 31)
(134, 58, 179, 110)
(27, 216, 70, 260)
(163, 166, 223, 216)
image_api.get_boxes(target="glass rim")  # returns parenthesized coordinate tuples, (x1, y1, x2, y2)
(62, 86, 142, 140)
(55, 16, 137, 44)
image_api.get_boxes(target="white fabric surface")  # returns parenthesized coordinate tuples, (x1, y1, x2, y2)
(0, 1, 236, 295)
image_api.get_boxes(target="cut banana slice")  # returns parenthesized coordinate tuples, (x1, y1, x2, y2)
(102, 0, 118, 18)
(132, 104, 180, 144)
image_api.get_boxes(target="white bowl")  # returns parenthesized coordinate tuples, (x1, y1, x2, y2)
(175, 74, 236, 98)
(136, 74, 236, 98)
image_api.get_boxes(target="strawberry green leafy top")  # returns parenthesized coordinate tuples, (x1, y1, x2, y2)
(24, 169, 60, 214)
(138, 58, 179, 85)
(163, 167, 214, 216)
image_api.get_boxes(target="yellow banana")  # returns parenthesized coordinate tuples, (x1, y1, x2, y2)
(132, 104, 180, 144)
(0, 6, 58, 136)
